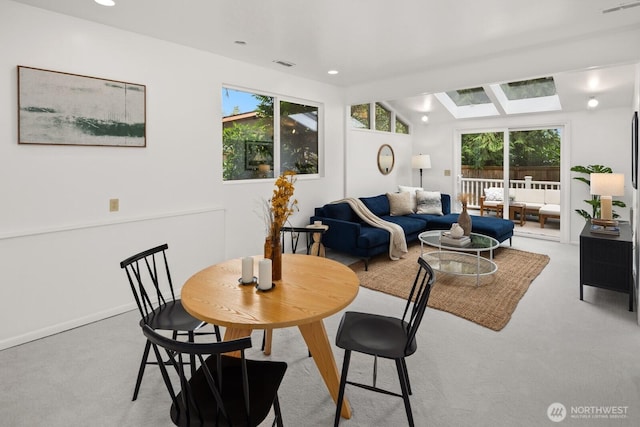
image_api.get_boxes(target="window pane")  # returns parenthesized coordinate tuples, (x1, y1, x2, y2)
(446, 87, 491, 106)
(280, 101, 318, 175)
(350, 104, 370, 129)
(222, 88, 274, 180)
(509, 129, 561, 184)
(375, 103, 391, 132)
(461, 132, 504, 171)
(500, 77, 556, 100)
(395, 117, 409, 134)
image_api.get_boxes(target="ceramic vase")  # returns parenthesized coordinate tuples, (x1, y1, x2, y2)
(450, 223, 464, 238)
(458, 202, 472, 236)
(263, 236, 282, 281)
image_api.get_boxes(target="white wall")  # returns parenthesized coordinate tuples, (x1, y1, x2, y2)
(411, 107, 633, 244)
(0, 1, 345, 349)
(345, 129, 412, 197)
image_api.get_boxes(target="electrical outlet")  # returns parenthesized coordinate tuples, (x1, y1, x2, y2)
(109, 198, 119, 212)
(444, 169, 451, 176)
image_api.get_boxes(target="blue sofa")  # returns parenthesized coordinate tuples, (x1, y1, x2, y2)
(310, 193, 514, 269)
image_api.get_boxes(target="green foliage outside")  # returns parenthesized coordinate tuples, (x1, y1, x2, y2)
(375, 103, 391, 132)
(570, 164, 626, 220)
(461, 129, 561, 169)
(223, 94, 318, 180)
(222, 120, 272, 181)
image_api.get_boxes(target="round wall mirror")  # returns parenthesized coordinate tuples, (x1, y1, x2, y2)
(377, 144, 395, 175)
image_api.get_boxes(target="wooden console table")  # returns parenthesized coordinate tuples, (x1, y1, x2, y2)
(579, 221, 634, 311)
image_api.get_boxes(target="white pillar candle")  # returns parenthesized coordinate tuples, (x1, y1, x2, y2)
(258, 259, 272, 290)
(241, 256, 253, 283)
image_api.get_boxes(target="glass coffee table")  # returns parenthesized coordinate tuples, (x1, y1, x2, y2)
(418, 230, 499, 286)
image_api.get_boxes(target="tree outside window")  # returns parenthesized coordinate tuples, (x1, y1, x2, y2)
(222, 88, 319, 180)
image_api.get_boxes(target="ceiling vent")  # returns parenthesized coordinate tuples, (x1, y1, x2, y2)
(603, 1, 640, 13)
(273, 60, 295, 68)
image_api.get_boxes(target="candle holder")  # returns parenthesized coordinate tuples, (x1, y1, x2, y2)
(238, 277, 258, 286)
(255, 282, 276, 292)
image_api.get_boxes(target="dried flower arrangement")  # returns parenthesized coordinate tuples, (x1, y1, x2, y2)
(457, 192, 471, 206)
(262, 171, 298, 243)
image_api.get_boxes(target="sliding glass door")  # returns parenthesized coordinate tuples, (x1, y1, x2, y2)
(458, 127, 562, 238)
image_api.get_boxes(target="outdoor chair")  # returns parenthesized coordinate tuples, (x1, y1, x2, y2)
(333, 256, 435, 427)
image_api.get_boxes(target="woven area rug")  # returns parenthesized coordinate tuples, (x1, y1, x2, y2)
(349, 244, 550, 331)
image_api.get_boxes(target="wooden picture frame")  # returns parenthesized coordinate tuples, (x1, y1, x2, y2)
(18, 66, 146, 147)
(632, 111, 638, 189)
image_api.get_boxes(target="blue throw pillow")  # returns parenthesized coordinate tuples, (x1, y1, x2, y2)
(360, 195, 390, 217)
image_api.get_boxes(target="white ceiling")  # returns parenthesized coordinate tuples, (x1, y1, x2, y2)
(11, 0, 640, 122)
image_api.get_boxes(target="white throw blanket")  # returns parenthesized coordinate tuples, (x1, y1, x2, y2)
(332, 198, 408, 260)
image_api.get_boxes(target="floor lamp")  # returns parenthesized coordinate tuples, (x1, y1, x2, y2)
(412, 154, 431, 188)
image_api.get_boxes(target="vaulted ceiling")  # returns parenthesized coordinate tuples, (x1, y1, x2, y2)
(11, 0, 640, 122)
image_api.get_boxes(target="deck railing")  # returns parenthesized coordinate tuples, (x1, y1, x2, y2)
(460, 176, 560, 208)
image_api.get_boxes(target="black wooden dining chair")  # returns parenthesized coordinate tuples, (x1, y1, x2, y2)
(120, 243, 221, 401)
(333, 256, 435, 427)
(142, 324, 287, 427)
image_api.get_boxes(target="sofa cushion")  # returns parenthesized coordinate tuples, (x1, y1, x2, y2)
(416, 190, 443, 215)
(425, 214, 514, 243)
(398, 185, 423, 211)
(360, 195, 390, 217)
(514, 188, 545, 204)
(387, 192, 414, 215)
(540, 204, 560, 215)
(484, 187, 504, 201)
(357, 226, 389, 248)
(545, 189, 560, 205)
(322, 202, 354, 222)
(381, 215, 426, 235)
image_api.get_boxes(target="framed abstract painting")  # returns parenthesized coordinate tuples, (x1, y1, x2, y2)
(18, 66, 146, 147)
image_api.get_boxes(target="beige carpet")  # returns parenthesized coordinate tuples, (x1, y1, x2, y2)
(349, 244, 550, 331)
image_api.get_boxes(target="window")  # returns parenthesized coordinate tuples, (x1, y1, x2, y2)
(350, 102, 410, 134)
(222, 87, 320, 181)
(280, 101, 319, 174)
(350, 104, 370, 129)
(375, 103, 391, 132)
(395, 117, 409, 134)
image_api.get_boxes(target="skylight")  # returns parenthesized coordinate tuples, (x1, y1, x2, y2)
(435, 76, 561, 119)
(434, 87, 499, 119)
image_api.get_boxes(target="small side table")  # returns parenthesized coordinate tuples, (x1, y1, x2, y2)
(579, 221, 634, 311)
(496, 202, 526, 226)
(305, 224, 329, 257)
(281, 225, 329, 256)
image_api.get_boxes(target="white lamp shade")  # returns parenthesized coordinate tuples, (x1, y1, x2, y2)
(590, 173, 624, 196)
(412, 154, 431, 169)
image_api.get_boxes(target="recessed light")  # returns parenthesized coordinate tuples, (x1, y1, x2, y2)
(95, 0, 115, 6)
(327, 70, 339, 75)
(587, 97, 599, 108)
(421, 114, 429, 123)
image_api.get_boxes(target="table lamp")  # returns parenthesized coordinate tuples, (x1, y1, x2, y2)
(590, 173, 624, 221)
(411, 154, 431, 188)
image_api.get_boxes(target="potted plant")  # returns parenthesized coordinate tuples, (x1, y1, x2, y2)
(570, 164, 626, 220)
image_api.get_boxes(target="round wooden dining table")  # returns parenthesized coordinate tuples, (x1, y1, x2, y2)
(181, 253, 360, 419)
